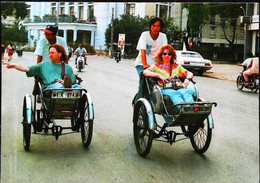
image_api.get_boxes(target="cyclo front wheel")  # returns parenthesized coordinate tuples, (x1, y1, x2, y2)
(80, 94, 93, 148)
(23, 96, 32, 151)
(133, 102, 153, 157)
(190, 118, 212, 154)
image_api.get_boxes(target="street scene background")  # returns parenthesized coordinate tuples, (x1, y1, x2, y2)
(1, 52, 259, 183)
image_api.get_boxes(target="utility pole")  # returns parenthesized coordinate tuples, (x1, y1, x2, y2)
(56, 2, 60, 26)
(110, 7, 114, 58)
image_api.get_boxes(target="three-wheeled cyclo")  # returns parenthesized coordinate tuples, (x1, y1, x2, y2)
(22, 76, 94, 151)
(132, 74, 217, 157)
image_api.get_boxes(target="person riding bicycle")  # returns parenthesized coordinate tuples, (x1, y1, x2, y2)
(74, 44, 88, 65)
(4, 44, 81, 90)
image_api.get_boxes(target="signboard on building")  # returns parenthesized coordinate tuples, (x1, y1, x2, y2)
(118, 34, 125, 55)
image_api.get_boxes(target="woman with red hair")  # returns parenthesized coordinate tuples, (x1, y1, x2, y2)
(143, 44, 196, 105)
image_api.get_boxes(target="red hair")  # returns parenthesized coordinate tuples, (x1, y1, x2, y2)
(155, 44, 176, 64)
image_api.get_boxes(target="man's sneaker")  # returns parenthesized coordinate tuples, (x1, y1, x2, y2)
(63, 76, 73, 88)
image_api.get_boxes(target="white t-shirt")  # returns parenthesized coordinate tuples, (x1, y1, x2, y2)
(34, 36, 68, 62)
(75, 47, 87, 55)
(135, 31, 168, 67)
(242, 58, 252, 67)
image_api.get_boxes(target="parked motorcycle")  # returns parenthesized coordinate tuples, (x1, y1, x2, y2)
(236, 67, 259, 93)
(75, 55, 85, 72)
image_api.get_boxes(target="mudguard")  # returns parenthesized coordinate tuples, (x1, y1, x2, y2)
(135, 98, 156, 131)
(86, 93, 94, 120)
(24, 94, 33, 124)
(199, 97, 214, 129)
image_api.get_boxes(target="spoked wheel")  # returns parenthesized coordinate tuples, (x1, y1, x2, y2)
(251, 81, 258, 93)
(80, 94, 93, 148)
(23, 96, 32, 151)
(236, 75, 244, 90)
(133, 102, 153, 157)
(190, 118, 212, 153)
(181, 117, 212, 154)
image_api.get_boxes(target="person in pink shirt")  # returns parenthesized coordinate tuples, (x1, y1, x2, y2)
(243, 56, 259, 85)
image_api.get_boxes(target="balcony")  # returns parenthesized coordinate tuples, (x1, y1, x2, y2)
(23, 14, 96, 24)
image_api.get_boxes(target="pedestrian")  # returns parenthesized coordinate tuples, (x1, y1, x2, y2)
(34, 25, 68, 64)
(1, 43, 5, 61)
(7, 42, 15, 61)
(135, 17, 168, 77)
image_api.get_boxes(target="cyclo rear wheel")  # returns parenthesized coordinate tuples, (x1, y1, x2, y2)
(133, 102, 153, 157)
(80, 94, 93, 148)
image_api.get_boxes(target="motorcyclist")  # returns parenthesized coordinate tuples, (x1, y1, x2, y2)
(114, 47, 121, 62)
(243, 56, 259, 86)
(238, 52, 253, 71)
(74, 44, 88, 65)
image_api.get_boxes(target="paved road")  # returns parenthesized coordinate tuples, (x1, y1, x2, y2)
(1, 52, 259, 183)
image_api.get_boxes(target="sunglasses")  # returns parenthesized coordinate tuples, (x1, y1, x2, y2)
(162, 53, 173, 56)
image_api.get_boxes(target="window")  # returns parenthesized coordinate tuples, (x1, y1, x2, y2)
(125, 3, 135, 15)
(51, 7, 56, 16)
(69, 7, 74, 15)
(51, 3, 56, 7)
(88, 5, 95, 22)
(79, 6, 84, 20)
(60, 7, 65, 14)
(60, 2, 65, 6)
(156, 3, 171, 18)
(69, 2, 74, 5)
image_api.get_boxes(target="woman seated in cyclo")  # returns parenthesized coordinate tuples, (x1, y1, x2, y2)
(143, 44, 197, 110)
(3, 44, 81, 92)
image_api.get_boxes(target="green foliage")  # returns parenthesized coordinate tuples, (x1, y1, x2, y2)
(1, 22, 28, 42)
(162, 17, 185, 49)
(182, 3, 210, 37)
(1, 2, 29, 19)
(105, 14, 185, 56)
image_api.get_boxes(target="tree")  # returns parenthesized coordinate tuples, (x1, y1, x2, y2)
(105, 14, 149, 56)
(1, 22, 28, 43)
(1, 2, 29, 19)
(182, 3, 210, 37)
(182, 3, 210, 50)
(209, 3, 245, 61)
(105, 14, 185, 57)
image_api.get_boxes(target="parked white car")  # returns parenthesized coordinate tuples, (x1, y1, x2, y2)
(175, 50, 212, 76)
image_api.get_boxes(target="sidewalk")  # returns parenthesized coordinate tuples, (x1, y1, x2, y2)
(203, 63, 241, 82)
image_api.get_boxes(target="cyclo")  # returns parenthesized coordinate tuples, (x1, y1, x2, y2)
(22, 75, 94, 151)
(132, 73, 217, 157)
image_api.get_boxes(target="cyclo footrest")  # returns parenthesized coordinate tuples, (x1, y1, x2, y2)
(52, 125, 63, 140)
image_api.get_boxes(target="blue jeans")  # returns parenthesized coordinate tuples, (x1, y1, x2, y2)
(161, 88, 194, 105)
(186, 82, 198, 98)
(47, 82, 82, 89)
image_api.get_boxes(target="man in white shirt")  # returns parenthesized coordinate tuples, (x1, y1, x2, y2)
(74, 44, 88, 65)
(34, 25, 68, 63)
(135, 17, 168, 77)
